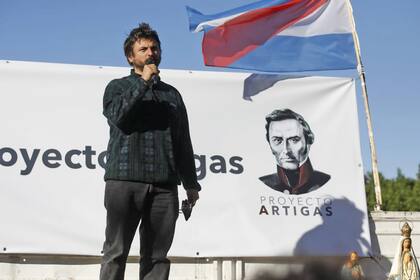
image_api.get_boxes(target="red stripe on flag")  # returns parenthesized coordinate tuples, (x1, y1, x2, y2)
(202, 0, 328, 67)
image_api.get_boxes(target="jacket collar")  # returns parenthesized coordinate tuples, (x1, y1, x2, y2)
(277, 159, 314, 194)
(130, 68, 141, 77)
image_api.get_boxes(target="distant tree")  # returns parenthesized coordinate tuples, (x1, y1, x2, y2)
(417, 164, 420, 180)
(364, 172, 377, 210)
(365, 166, 420, 211)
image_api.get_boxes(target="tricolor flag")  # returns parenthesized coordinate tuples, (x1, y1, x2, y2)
(187, 0, 358, 72)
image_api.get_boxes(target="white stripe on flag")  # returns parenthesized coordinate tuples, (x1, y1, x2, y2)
(193, 12, 246, 32)
(278, 0, 352, 37)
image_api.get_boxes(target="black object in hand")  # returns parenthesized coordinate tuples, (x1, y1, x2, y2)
(145, 58, 160, 85)
(181, 199, 193, 221)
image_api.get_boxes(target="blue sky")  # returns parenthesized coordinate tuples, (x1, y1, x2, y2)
(1, 0, 419, 178)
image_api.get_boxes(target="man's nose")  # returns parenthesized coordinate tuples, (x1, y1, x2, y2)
(284, 141, 292, 152)
(145, 48, 154, 56)
(280, 141, 291, 155)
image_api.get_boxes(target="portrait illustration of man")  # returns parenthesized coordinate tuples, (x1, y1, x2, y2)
(259, 109, 330, 195)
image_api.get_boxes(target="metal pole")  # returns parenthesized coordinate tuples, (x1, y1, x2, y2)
(345, 0, 383, 210)
(359, 68, 383, 210)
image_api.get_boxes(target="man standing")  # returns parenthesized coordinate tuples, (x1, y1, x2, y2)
(100, 23, 201, 280)
(259, 109, 330, 195)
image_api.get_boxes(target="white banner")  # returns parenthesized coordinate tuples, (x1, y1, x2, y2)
(0, 60, 370, 257)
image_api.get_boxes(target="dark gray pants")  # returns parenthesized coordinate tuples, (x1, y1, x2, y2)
(100, 180, 179, 280)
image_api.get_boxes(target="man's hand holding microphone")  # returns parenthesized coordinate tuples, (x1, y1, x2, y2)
(143, 58, 160, 85)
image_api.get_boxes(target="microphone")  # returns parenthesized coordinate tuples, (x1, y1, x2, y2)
(145, 58, 160, 85)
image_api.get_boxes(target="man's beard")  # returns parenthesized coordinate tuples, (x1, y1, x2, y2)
(133, 55, 161, 71)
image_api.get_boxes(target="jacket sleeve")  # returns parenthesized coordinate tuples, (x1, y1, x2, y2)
(176, 96, 201, 191)
(103, 77, 149, 135)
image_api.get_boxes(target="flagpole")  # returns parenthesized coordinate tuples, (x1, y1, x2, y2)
(345, 0, 383, 211)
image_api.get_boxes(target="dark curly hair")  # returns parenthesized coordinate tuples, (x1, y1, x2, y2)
(123, 23, 161, 65)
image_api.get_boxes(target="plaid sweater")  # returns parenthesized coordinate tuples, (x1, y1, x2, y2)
(102, 70, 201, 190)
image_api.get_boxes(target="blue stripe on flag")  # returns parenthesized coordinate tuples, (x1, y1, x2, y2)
(227, 33, 357, 72)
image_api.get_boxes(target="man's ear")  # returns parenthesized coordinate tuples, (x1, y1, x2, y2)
(127, 53, 134, 64)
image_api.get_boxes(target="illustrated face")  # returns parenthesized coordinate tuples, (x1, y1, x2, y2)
(128, 38, 161, 70)
(268, 119, 308, 170)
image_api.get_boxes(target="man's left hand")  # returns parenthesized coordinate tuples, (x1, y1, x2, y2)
(186, 189, 199, 206)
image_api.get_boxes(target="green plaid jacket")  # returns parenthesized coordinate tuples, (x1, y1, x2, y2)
(102, 70, 201, 191)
